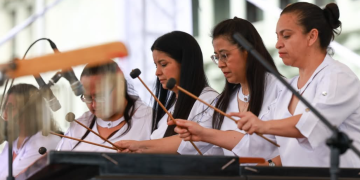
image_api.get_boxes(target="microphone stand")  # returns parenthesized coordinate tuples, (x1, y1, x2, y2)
(233, 33, 360, 180)
(5, 107, 14, 180)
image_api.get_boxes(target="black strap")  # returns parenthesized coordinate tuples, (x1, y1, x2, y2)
(72, 115, 96, 150)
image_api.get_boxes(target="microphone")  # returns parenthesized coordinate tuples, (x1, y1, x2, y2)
(38, 147, 47, 155)
(61, 69, 84, 96)
(47, 39, 84, 96)
(34, 74, 61, 112)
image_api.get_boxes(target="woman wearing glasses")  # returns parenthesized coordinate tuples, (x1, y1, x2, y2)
(169, 17, 281, 162)
(57, 61, 153, 151)
(115, 31, 218, 155)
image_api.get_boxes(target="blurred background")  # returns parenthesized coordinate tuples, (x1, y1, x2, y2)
(0, 0, 359, 150)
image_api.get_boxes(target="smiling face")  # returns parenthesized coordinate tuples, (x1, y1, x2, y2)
(153, 50, 181, 92)
(212, 36, 248, 84)
(275, 13, 313, 67)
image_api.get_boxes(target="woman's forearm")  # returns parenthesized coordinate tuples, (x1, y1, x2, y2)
(201, 128, 244, 151)
(265, 114, 304, 138)
(138, 135, 182, 154)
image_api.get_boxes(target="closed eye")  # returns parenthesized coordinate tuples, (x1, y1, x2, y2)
(220, 53, 227, 59)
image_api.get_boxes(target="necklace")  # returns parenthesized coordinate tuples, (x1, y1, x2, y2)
(96, 117, 124, 129)
(237, 87, 249, 112)
(238, 86, 250, 102)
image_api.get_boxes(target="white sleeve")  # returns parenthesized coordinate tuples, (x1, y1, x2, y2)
(295, 71, 360, 149)
(232, 133, 279, 160)
(56, 112, 93, 151)
(13, 152, 41, 176)
(55, 128, 74, 151)
(177, 91, 218, 155)
(177, 108, 215, 155)
(14, 135, 60, 176)
(232, 76, 282, 159)
(132, 102, 153, 141)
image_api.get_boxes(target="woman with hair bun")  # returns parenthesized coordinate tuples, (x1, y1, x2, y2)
(231, 2, 360, 167)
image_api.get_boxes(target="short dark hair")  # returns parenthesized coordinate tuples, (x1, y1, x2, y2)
(81, 61, 120, 77)
(281, 2, 341, 50)
(211, 17, 280, 129)
(151, 31, 209, 136)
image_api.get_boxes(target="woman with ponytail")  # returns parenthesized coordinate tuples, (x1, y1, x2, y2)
(231, 2, 360, 167)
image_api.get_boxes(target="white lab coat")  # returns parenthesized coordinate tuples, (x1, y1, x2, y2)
(0, 132, 60, 179)
(268, 55, 360, 167)
(57, 98, 152, 152)
(150, 87, 219, 155)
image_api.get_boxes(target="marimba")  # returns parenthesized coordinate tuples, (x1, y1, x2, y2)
(16, 151, 360, 180)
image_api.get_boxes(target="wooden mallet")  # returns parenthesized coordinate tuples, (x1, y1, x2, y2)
(65, 112, 123, 150)
(130, 69, 204, 155)
(166, 78, 280, 147)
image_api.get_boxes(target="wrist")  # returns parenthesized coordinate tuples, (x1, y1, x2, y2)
(264, 120, 272, 134)
(200, 127, 213, 142)
(137, 140, 150, 153)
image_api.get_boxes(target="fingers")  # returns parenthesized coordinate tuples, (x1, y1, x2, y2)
(119, 148, 131, 153)
(228, 112, 245, 118)
(183, 136, 193, 141)
(178, 132, 191, 139)
(114, 140, 142, 153)
(241, 120, 252, 132)
(237, 115, 249, 130)
(118, 148, 140, 153)
(248, 127, 256, 135)
(167, 120, 175, 126)
(114, 140, 129, 149)
(174, 126, 188, 134)
(174, 119, 192, 128)
(236, 112, 265, 134)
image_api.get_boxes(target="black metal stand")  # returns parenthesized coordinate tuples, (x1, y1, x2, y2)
(233, 33, 360, 180)
(327, 130, 353, 180)
(4, 120, 14, 180)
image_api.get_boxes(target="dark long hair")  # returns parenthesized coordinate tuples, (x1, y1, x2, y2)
(151, 31, 209, 137)
(212, 17, 281, 129)
(281, 2, 341, 51)
(80, 61, 136, 135)
(3, 84, 59, 139)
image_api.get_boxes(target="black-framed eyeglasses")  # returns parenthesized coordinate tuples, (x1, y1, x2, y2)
(210, 47, 239, 65)
(80, 85, 116, 104)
